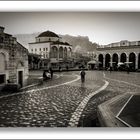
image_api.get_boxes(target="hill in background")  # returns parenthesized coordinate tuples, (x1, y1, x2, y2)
(15, 33, 99, 53)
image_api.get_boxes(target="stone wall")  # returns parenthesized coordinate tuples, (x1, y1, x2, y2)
(0, 26, 28, 87)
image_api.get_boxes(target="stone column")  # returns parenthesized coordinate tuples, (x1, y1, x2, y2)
(126, 55, 129, 62)
(57, 46, 59, 60)
(103, 55, 105, 69)
(62, 49, 64, 58)
(38, 61, 40, 69)
(42, 61, 44, 68)
(57, 46, 60, 68)
(118, 54, 120, 63)
(110, 56, 113, 67)
(136, 53, 138, 70)
(126, 55, 129, 68)
(5, 60, 8, 70)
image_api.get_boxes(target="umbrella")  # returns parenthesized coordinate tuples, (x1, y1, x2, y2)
(109, 62, 116, 64)
(124, 62, 133, 64)
(96, 61, 102, 64)
(118, 62, 124, 65)
(88, 60, 97, 64)
(88, 60, 102, 65)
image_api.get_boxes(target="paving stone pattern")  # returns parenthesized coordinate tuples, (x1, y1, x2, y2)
(0, 85, 95, 127)
(78, 71, 140, 127)
(0, 71, 104, 127)
(0, 70, 138, 127)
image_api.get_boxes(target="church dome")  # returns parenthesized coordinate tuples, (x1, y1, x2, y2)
(38, 30, 59, 38)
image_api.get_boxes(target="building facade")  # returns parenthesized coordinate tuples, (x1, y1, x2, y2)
(0, 26, 28, 88)
(29, 31, 73, 69)
(96, 40, 140, 70)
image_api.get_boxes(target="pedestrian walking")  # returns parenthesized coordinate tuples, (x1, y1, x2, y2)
(80, 69, 86, 83)
(110, 66, 112, 73)
(66, 65, 69, 71)
(59, 66, 62, 72)
(43, 70, 47, 81)
(49, 67, 53, 79)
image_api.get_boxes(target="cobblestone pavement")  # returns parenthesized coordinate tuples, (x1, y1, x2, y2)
(78, 71, 140, 127)
(0, 70, 104, 127)
(1, 70, 139, 127)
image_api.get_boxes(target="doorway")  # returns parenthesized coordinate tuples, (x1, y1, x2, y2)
(18, 71, 23, 87)
(0, 74, 5, 84)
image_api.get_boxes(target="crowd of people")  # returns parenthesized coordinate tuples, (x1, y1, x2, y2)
(42, 66, 87, 85)
(42, 65, 70, 81)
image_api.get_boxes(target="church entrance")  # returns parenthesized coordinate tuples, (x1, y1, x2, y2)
(18, 71, 23, 87)
(0, 74, 5, 84)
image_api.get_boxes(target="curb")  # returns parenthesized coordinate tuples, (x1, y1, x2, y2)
(68, 80, 109, 127)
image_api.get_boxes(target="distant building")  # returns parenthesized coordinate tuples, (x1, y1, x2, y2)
(0, 26, 28, 88)
(29, 30, 73, 69)
(96, 40, 140, 70)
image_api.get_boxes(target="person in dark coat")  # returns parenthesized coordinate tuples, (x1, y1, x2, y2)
(110, 66, 112, 73)
(43, 70, 47, 81)
(59, 66, 62, 72)
(49, 67, 53, 79)
(80, 69, 86, 83)
(66, 65, 69, 71)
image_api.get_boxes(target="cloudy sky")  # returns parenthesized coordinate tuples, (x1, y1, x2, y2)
(0, 12, 140, 45)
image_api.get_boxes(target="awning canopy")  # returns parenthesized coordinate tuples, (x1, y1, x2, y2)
(88, 60, 101, 65)
(109, 62, 116, 64)
(124, 62, 133, 64)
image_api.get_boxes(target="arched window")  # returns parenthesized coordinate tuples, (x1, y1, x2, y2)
(69, 47, 72, 57)
(0, 53, 5, 72)
(0, 37, 3, 43)
(59, 47, 63, 58)
(51, 46, 58, 58)
(64, 47, 67, 58)
(112, 53, 118, 63)
(129, 52, 136, 70)
(112, 53, 118, 70)
(105, 54, 111, 68)
(120, 53, 127, 62)
(98, 54, 103, 68)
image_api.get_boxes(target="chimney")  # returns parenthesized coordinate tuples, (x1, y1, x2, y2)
(0, 26, 5, 33)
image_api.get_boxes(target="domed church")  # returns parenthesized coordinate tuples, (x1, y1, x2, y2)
(29, 30, 73, 69)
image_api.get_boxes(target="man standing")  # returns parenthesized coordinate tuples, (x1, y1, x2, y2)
(66, 65, 69, 71)
(43, 70, 47, 81)
(80, 69, 86, 83)
(59, 66, 62, 72)
(49, 67, 53, 79)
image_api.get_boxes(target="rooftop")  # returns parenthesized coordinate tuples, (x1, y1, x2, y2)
(38, 30, 60, 38)
(51, 40, 71, 46)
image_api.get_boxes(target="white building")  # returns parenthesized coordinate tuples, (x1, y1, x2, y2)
(96, 40, 140, 70)
(29, 30, 73, 69)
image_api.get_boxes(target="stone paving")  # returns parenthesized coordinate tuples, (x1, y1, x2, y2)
(78, 71, 140, 127)
(69, 80, 108, 127)
(0, 70, 104, 127)
(0, 70, 139, 127)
